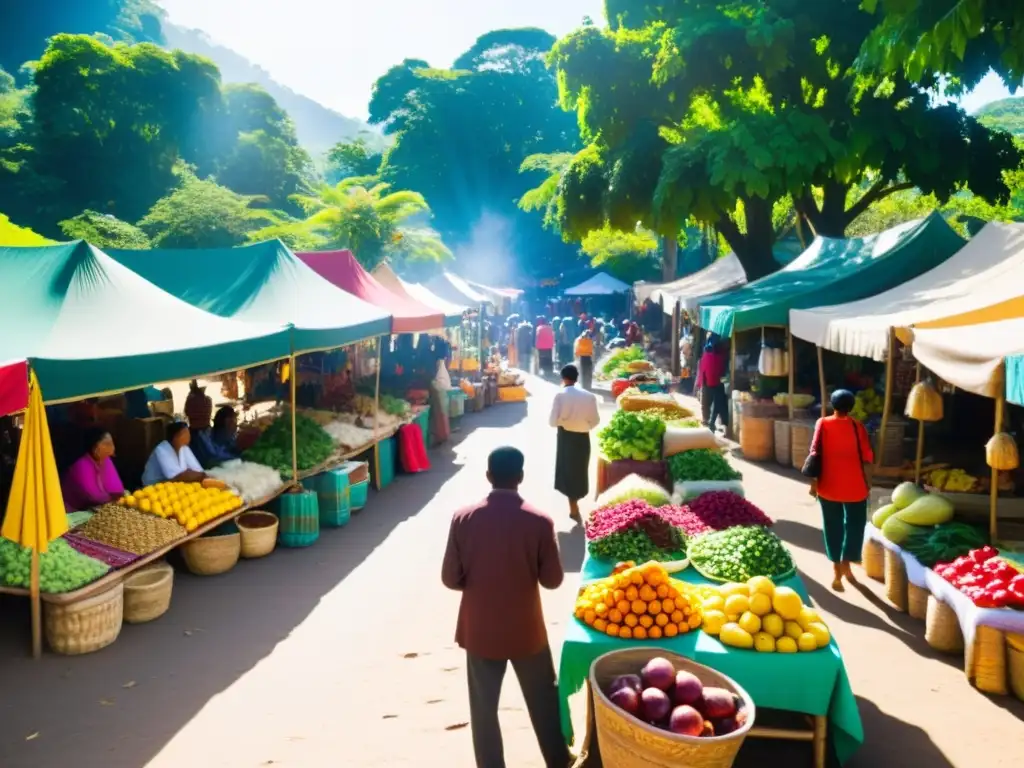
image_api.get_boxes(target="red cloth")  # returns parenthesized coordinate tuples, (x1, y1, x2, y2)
(0, 360, 28, 416)
(397, 423, 430, 472)
(535, 324, 555, 350)
(696, 348, 728, 388)
(810, 415, 875, 502)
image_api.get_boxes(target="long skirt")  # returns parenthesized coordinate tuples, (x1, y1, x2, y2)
(579, 355, 593, 390)
(554, 427, 591, 501)
(429, 383, 450, 445)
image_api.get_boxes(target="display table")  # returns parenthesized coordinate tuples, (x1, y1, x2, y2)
(559, 553, 864, 765)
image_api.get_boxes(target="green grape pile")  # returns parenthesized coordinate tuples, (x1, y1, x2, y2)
(0, 538, 110, 593)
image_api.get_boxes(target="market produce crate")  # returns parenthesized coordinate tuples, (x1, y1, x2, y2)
(302, 468, 352, 527)
(373, 435, 397, 490)
(45, 583, 124, 656)
(596, 455, 669, 497)
(123, 563, 173, 624)
(739, 415, 773, 462)
(271, 489, 320, 547)
(469, 383, 485, 412)
(337, 460, 370, 511)
(498, 385, 527, 402)
(181, 530, 241, 575)
(448, 388, 467, 418)
(414, 406, 430, 446)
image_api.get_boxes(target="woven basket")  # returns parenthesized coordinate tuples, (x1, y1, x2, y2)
(907, 583, 929, 620)
(237, 511, 279, 558)
(123, 563, 173, 624)
(590, 648, 754, 768)
(773, 420, 791, 466)
(45, 583, 123, 655)
(872, 419, 907, 468)
(968, 626, 1007, 695)
(739, 416, 774, 462)
(790, 420, 814, 470)
(883, 549, 908, 611)
(181, 531, 241, 575)
(1007, 633, 1024, 702)
(862, 539, 885, 581)
(924, 596, 964, 654)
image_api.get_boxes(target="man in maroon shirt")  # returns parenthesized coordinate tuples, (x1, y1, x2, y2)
(441, 447, 571, 768)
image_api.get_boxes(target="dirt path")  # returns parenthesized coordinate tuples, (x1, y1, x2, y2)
(0, 374, 1020, 766)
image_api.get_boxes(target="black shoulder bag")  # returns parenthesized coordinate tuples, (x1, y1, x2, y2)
(801, 419, 823, 478)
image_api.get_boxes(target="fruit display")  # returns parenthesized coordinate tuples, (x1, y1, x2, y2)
(243, 413, 335, 477)
(206, 461, 284, 504)
(924, 468, 981, 493)
(601, 346, 646, 378)
(688, 526, 795, 583)
(900, 522, 987, 568)
(379, 394, 411, 417)
(687, 491, 772, 530)
(701, 577, 832, 653)
(0, 537, 110, 593)
(602, 655, 749, 736)
(586, 501, 689, 563)
(772, 393, 814, 408)
(935, 547, 1024, 608)
(668, 449, 742, 483)
(849, 388, 883, 422)
(594, 474, 672, 510)
(874, 482, 954, 545)
(599, 409, 667, 461)
(71, 504, 187, 556)
(121, 482, 243, 531)
(574, 561, 704, 640)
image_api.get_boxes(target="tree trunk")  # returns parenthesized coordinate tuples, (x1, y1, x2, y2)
(662, 235, 678, 282)
(717, 198, 779, 281)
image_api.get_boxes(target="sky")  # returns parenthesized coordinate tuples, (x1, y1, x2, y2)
(158, 0, 1021, 120)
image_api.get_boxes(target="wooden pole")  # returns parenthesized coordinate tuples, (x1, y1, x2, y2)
(372, 339, 384, 490)
(875, 328, 896, 470)
(728, 332, 737, 440)
(671, 300, 681, 377)
(914, 362, 924, 484)
(787, 329, 795, 420)
(990, 396, 1004, 543)
(30, 550, 41, 658)
(816, 346, 827, 419)
(289, 353, 298, 483)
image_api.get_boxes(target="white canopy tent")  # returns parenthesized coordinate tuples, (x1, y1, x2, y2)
(911, 319, 1024, 399)
(564, 272, 630, 296)
(636, 253, 748, 312)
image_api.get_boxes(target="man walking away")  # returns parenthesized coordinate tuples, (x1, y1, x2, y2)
(550, 364, 600, 523)
(696, 336, 729, 432)
(442, 448, 571, 768)
(575, 329, 595, 390)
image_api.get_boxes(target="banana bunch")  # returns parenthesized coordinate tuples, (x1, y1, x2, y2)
(926, 468, 977, 492)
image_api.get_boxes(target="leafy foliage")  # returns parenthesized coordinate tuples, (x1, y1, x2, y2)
(977, 98, 1024, 139)
(58, 210, 150, 249)
(326, 135, 384, 183)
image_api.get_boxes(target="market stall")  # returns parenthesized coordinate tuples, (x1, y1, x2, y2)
(635, 253, 746, 308)
(371, 263, 463, 328)
(0, 358, 28, 416)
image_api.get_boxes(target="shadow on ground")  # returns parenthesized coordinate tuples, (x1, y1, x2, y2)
(0, 403, 527, 768)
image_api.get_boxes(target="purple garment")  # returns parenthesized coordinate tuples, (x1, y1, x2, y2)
(61, 454, 125, 512)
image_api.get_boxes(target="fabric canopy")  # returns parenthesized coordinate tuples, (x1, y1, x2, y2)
(911, 320, 1024, 399)
(426, 272, 488, 308)
(699, 213, 964, 337)
(790, 221, 1024, 360)
(110, 240, 391, 353)
(564, 272, 631, 296)
(637, 253, 747, 309)
(372, 264, 462, 327)
(0, 242, 291, 402)
(297, 249, 443, 333)
(0, 358, 28, 416)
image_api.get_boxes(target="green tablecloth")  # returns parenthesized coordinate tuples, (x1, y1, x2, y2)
(558, 553, 864, 764)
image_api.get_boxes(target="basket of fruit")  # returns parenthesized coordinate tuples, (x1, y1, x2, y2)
(236, 511, 279, 558)
(590, 649, 754, 768)
(180, 528, 241, 576)
(123, 562, 173, 624)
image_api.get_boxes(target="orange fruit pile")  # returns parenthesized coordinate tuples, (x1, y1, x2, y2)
(575, 561, 703, 640)
(120, 482, 243, 532)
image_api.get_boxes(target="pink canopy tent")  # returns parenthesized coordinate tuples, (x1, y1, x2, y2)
(0, 359, 28, 416)
(297, 250, 445, 333)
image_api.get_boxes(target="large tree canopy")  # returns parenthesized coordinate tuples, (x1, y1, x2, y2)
(367, 28, 582, 281)
(538, 0, 1022, 280)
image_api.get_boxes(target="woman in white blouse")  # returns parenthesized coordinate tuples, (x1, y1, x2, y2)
(141, 421, 208, 486)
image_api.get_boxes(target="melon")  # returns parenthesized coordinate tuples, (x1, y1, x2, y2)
(891, 482, 923, 510)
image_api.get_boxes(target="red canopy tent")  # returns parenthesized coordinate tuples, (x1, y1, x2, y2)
(297, 250, 445, 333)
(0, 359, 28, 416)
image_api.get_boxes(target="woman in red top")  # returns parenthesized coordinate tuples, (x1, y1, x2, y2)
(808, 389, 874, 591)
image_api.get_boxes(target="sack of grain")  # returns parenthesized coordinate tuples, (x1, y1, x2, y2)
(662, 426, 722, 458)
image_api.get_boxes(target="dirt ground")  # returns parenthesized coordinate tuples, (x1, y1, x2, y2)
(0, 373, 1021, 767)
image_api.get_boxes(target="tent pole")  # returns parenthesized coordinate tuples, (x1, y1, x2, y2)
(290, 353, 298, 484)
(728, 332, 737, 440)
(990, 396, 1004, 542)
(373, 339, 383, 490)
(30, 549, 40, 659)
(787, 330, 795, 421)
(671, 300, 681, 377)
(875, 328, 896, 471)
(817, 346, 827, 419)
(914, 362, 925, 484)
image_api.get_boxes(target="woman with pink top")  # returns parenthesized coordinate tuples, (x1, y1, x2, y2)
(61, 427, 125, 512)
(535, 317, 555, 376)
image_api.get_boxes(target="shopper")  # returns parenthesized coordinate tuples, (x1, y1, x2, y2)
(441, 447, 570, 768)
(806, 389, 874, 591)
(575, 329, 595, 390)
(695, 336, 729, 432)
(535, 317, 555, 376)
(550, 364, 600, 523)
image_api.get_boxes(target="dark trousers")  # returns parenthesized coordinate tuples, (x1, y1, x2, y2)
(538, 348, 554, 376)
(819, 498, 868, 562)
(467, 648, 570, 768)
(702, 382, 728, 429)
(579, 355, 593, 390)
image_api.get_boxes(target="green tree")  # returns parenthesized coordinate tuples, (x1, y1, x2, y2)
(58, 210, 150, 249)
(139, 175, 277, 248)
(289, 178, 452, 268)
(325, 135, 384, 184)
(977, 98, 1024, 139)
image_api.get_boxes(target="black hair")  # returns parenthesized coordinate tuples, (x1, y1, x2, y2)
(213, 406, 236, 432)
(830, 389, 856, 415)
(561, 364, 579, 384)
(166, 421, 189, 442)
(488, 446, 524, 489)
(82, 426, 111, 454)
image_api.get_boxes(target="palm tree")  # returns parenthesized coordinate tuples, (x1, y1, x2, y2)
(289, 177, 452, 268)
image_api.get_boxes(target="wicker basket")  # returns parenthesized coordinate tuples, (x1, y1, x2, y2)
(590, 648, 754, 768)
(968, 626, 1007, 695)
(883, 549, 908, 611)
(123, 563, 173, 624)
(181, 531, 241, 575)
(237, 511, 279, 558)
(44, 583, 123, 655)
(790, 420, 815, 470)
(924, 596, 964, 654)
(862, 538, 885, 581)
(907, 583, 929, 620)
(739, 416, 774, 462)
(1007, 633, 1024, 702)
(773, 420, 791, 466)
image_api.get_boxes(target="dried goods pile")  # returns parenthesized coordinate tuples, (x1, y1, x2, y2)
(121, 482, 243, 531)
(0, 538, 109, 593)
(688, 526, 794, 583)
(322, 421, 375, 450)
(74, 504, 186, 555)
(244, 413, 335, 477)
(207, 461, 284, 503)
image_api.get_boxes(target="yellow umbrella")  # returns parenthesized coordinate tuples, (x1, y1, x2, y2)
(2, 370, 67, 657)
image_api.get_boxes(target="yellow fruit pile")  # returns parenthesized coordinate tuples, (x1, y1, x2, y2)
(574, 561, 704, 640)
(701, 576, 831, 653)
(119, 482, 243, 533)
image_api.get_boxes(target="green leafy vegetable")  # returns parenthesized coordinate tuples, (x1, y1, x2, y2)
(688, 526, 794, 582)
(668, 449, 741, 482)
(598, 409, 666, 461)
(903, 522, 988, 568)
(600, 346, 646, 378)
(243, 413, 335, 478)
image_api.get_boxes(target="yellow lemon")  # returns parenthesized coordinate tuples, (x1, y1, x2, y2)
(797, 606, 822, 631)
(762, 613, 785, 639)
(807, 622, 831, 648)
(772, 586, 803, 621)
(139, 498, 152, 513)
(719, 582, 750, 598)
(724, 594, 749, 616)
(719, 622, 754, 649)
(784, 620, 804, 640)
(124, 495, 138, 508)
(702, 610, 728, 636)
(776, 636, 798, 654)
(753, 632, 776, 653)
(703, 595, 726, 613)
(185, 518, 198, 532)
(738, 611, 762, 635)
(797, 632, 819, 652)
(748, 592, 772, 616)
(747, 576, 775, 598)
(152, 501, 164, 517)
